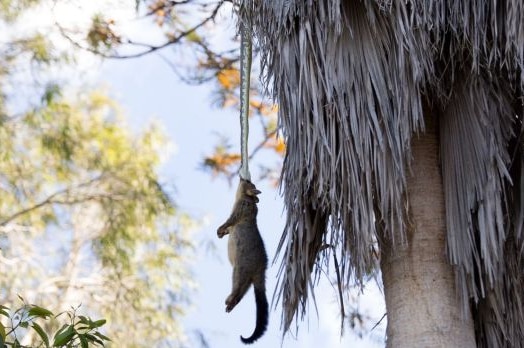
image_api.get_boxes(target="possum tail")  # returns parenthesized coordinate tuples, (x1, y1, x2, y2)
(240, 282, 268, 344)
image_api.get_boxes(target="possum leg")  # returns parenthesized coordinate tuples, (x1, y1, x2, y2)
(225, 264, 252, 312)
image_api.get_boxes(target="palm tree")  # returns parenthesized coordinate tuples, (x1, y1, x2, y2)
(237, 1, 524, 347)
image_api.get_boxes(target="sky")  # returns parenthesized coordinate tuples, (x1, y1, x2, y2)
(12, 1, 387, 346)
(100, 41, 386, 348)
(108, 58, 386, 348)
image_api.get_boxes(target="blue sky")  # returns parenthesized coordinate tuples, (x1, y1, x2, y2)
(99, 43, 386, 347)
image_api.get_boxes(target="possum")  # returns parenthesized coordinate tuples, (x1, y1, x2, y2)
(217, 178, 268, 344)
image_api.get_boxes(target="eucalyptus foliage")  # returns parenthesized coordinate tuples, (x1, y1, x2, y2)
(1, 300, 109, 348)
(0, 3, 196, 345)
(0, 89, 195, 347)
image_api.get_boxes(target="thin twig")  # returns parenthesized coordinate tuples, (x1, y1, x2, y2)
(248, 129, 277, 161)
(0, 176, 104, 226)
(55, 1, 226, 60)
(370, 312, 387, 332)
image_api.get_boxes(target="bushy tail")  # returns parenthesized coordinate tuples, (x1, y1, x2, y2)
(240, 284, 268, 344)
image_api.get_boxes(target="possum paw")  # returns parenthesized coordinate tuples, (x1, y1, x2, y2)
(225, 295, 239, 312)
(217, 225, 229, 238)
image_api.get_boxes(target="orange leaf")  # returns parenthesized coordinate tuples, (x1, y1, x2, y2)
(249, 99, 262, 108)
(260, 104, 278, 116)
(273, 138, 286, 154)
(222, 95, 239, 108)
(264, 134, 286, 155)
(217, 68, 241, 90)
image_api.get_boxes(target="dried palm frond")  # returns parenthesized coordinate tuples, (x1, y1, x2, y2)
(235, 0, 524, 345)
(439, 73, 524, 347)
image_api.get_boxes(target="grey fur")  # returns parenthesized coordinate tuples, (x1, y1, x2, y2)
(217, 178, 268, 344)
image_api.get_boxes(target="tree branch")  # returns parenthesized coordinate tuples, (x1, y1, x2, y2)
(0, 176, 105, 226)
(56, 0, 226, 60)
(249, 130, 277, 161)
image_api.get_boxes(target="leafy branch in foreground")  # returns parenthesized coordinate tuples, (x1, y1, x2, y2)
(0, 299, 110, 348)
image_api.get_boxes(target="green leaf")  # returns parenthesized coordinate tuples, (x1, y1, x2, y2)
(0, 321, 6, 344)
(28, 305, 54, 319)
(79, 334, 88, 348)
(0, 305, 9, 317)
(32, 322, 50, 347)
(84, 333, 104, 346)
(91, 319, 106, 329)
(19, 321, 29, 329)
(52, 324, 74, 347)
(94, 331, 111, 342)
(186, 30, 202, 43)
(41, 83, 61, 105)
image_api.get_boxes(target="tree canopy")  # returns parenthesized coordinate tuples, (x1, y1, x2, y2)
(0, 1, 198, 346)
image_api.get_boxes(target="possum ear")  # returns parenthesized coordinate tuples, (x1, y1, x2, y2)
(245, 188, 261, 202)
(247, 188, 261, 196)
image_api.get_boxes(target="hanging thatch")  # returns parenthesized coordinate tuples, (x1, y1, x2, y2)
(236, 1, 524, 346)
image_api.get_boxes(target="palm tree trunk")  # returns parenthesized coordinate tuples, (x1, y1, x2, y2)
(380, 114, 476, 347)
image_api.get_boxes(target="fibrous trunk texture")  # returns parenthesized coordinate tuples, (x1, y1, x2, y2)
(235, 1, 524, 345)
(381, 115, 476, 347)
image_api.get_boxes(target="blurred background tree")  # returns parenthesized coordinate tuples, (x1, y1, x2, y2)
(0, 1, 197, 347)
(0, 90, 196, 347)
